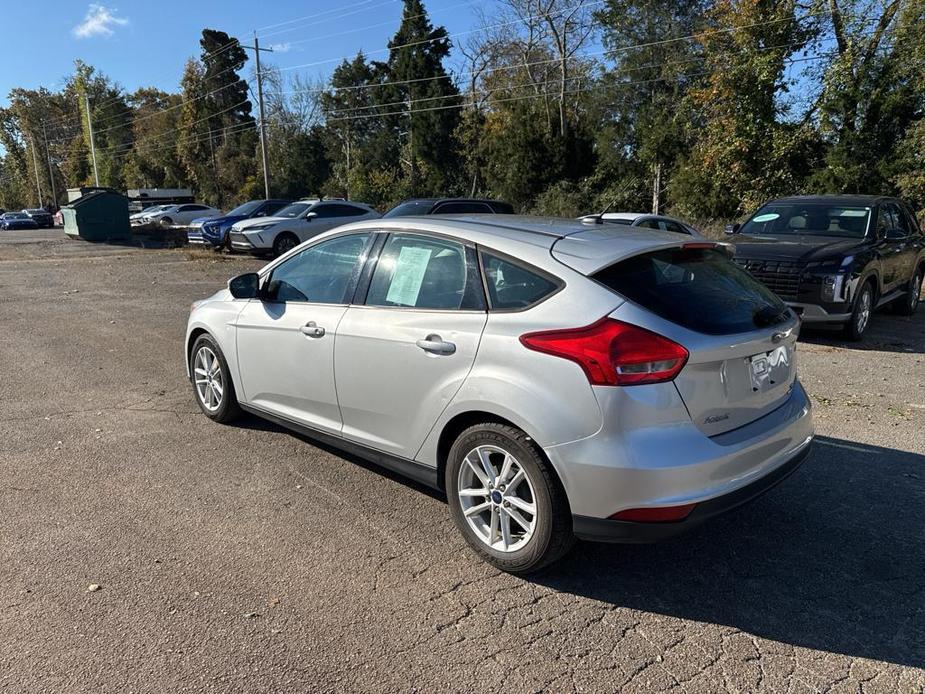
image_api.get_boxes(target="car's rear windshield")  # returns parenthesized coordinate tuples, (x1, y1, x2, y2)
(593, 248, 789, 335)
(740, 203, 871, 238)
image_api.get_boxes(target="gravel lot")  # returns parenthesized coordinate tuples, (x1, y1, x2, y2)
(1, 230, 923, 693)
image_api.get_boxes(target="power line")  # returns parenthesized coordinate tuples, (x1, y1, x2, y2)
(267, 0, 606, 75)
(325, 41, 903, 123)
(50, 120, 259, 170)
(263, 0, 485, 48)
(256, 0, 399, 38)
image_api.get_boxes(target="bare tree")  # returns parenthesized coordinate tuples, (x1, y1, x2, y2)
(499, 0, 596, 137)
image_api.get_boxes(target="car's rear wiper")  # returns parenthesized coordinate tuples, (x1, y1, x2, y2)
(753, 305, 789, 327)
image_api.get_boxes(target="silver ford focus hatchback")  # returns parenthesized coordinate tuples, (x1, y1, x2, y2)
(185, 216, 814, 573)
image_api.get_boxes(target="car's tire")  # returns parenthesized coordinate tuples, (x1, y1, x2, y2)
(842, 280, 875, 341)
(446, 423, 574, 574)
(160, 216, 174, 227)
(189, 334, 242, 423)
(272, 232, 299, 257)
(894, 268, 922, 317)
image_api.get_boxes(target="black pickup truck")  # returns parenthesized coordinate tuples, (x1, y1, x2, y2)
(726, 195, 924, 340)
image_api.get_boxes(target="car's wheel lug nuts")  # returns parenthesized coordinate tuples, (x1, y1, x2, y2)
(503, 501, 510, 508)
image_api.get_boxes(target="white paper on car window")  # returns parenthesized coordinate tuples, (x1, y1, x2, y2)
(386, 246, 432, 306)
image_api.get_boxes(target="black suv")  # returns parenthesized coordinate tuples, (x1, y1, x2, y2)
(727, 195, 924, 340)
(23, 208, 53, 228)
(383, 198, 515, 217)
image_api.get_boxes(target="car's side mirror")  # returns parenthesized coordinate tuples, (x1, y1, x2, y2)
(228, 272, 261, 299)
(305, 211, 317, 221)
(724, 223, 740, 235)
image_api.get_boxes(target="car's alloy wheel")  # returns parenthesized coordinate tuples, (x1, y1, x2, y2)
(189, 335, 241, 423)
(457, 445, 538, 552)
(844, 282, 873, 341)
(273, 233, 298, 257)
(193, 346, 224, 412)
(447, 423, 574, 574)
(856, 288, 871, 334)
(896, 270, 922, 316)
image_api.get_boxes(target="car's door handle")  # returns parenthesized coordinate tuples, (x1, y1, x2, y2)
(416, 334, 456, 355)
(300, 321, 326, 338)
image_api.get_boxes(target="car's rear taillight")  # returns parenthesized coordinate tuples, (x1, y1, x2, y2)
(519, 318, 688, 386)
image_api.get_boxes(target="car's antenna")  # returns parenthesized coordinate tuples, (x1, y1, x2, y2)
(580, 197, 618, 226)
(579, 177, 637, 225)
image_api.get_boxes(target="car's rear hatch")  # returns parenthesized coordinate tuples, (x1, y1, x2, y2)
(553, 234, 799, 437)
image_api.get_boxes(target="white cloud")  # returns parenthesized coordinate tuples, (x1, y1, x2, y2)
(73, 4, 129, 39)
(269, 42, 292, 53)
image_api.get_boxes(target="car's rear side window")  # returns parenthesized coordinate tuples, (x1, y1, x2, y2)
(481, 252, 560, 310)
(593, 248, 789, 335)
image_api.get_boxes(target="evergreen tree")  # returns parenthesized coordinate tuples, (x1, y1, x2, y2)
(321, 53, 386, 200)
(383, 0, 462, 195)
(177, 30, 258, 206)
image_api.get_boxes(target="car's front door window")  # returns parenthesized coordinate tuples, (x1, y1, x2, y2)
(264, 233, 371, 304)
(365, 234, 483, 310)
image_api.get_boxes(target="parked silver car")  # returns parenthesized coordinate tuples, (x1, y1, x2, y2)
(185, 216, 814, 573)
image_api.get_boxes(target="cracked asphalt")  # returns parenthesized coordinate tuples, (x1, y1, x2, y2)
(1, 230, 923, 693)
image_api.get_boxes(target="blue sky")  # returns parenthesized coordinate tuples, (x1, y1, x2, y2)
(0, 0, 488, 104)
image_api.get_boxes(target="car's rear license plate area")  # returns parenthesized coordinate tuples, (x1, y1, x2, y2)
(749, 345, 792, 393)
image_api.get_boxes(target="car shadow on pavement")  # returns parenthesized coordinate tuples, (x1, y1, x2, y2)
(799, 304, 925, 354)
(233, 413, 447, 502)
(535, 436, 925, 668)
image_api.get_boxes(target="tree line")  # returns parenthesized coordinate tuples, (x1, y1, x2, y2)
(1, 0, 923, 227)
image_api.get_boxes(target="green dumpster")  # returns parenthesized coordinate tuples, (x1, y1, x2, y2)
(62, 189, 130, 242)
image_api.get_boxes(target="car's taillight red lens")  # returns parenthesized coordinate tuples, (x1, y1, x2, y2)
(609, 504, 697, 522)
(519, 318, 688, 386)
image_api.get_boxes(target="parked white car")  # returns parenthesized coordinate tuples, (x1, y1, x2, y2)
(130, 204, 169, 225)
(579, 212, 704, 237)
(144, 203, 221, 227)
(229, 199, 379, 256)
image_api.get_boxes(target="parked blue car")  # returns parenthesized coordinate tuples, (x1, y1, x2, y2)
(187, 199, 291, 249)
(1, 212, 39, 230)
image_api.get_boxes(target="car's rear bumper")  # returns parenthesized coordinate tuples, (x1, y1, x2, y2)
(545, 379, 814, 521)
(572, 439, 811, 542)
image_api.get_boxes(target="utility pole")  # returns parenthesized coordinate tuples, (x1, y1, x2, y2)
(406, 97, 417, 195)
(84, 93, 100, 187)
(241, 34, 273, 199)
(29, 134, 43, 206)
(42, 121, 57, 207)
(651, 162, 661, 215)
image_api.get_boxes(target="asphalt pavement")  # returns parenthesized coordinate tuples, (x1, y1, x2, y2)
(1, 230, 923, 692)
